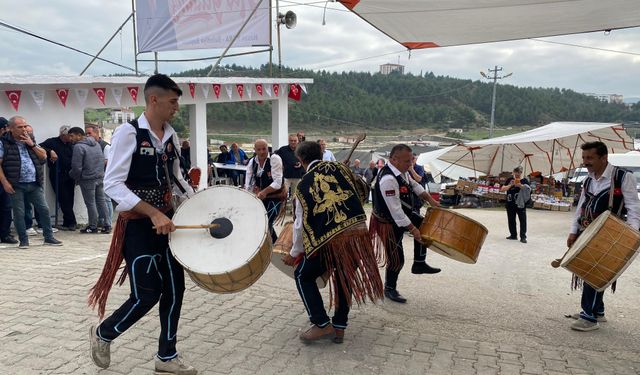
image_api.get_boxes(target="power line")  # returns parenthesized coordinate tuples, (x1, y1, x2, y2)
(530, 38, 640, 57)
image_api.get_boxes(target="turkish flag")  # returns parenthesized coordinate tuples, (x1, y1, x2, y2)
(288, 84, 301, 101)
(127, 86, 139, 104)
(93, 88, 106, 105)
(5, 90, 21, 111)
(188, 83, 196, 98)
(213, 84, 221, 98)
(256, 84, 263, 96)
(236, 84, 244, 99)
(273, 84, 280, 97)
(56, 89, 69, 107)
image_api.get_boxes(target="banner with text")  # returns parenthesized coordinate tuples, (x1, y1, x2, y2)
(135, 0, 270, 53)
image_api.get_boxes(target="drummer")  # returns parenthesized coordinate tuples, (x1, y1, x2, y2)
(566, 141, 640, 332)
(87, 74, 197, 374)
(244, 139, 284, 243)
(282, 141, 383, 343)
(370, 144, 441, 304)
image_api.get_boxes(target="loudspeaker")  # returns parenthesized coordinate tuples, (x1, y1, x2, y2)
(277, 11, 297, 29)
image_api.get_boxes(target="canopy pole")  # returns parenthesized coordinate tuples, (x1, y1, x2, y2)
(549, 139, 556, 175)
(80, 13, 133, 76)
(500, 144, 505, 173)
(432, 150, 472, 181)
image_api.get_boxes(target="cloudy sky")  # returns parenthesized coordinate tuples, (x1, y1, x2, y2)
(1, 0, 640, 101)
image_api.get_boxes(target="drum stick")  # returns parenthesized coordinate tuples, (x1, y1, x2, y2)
(153, 224, 220, 230)
(551, 248, 571, 268)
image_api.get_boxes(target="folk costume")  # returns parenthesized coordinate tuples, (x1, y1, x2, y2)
(291, 161, 383, 333)
(88, 114, 193, 360)
(570, 163, 640, 323)
(244, 153, 285, 243)
(369, 163, 435, 296)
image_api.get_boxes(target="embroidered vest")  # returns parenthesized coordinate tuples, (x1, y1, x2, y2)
(372, 165, 414, 225)
(577, 167, 627, 231)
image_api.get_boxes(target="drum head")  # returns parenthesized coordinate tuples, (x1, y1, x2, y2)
(170, 186, 269, 275)
(561, 211, 610, 268)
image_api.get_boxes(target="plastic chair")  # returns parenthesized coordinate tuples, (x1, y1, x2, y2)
(210, 164, 232, 185)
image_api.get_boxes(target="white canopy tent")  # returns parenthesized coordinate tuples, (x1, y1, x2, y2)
(0, 75, 312, 222)
(437, 122, 635, 176)
(416, 146, 477, 182)
(337, 0, 640, 49)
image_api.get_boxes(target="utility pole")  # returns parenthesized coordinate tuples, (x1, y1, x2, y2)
(480, 66, 512, 138)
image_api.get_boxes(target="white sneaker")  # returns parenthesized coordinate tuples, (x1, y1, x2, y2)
(35, 227, 58, 234)
(155, 355, 197, 375)
(26, 228, 38, 236)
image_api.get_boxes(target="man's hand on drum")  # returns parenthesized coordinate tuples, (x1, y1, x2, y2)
(407, 225, 425, 244)
(256, 190, 267, 200)
(282, 253, 296, 267)
(151, 211, 175, 235)
(421, 192, 440, 207)
(566, 233, 578, 248)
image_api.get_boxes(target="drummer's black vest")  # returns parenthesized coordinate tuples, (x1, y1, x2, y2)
(577, 166, 628, 231)
(373, 165, 415, 225)
(250, 156, 278, 190)
(125, 119, 178, 207)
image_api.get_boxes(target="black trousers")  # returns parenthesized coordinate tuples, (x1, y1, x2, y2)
(506, 204, 527, 239)
(263, 198, 282, 243)
(0, 184, 12, 238)
(97, 217, 185, 360)
(294, 252, 350, 329)
(52, 176, 77, 227)
(385, 213, 427, 290)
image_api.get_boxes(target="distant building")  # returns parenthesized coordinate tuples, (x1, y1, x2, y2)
(380, 63, 405, 75)
(583, 93, 624, 104)
(111, 108, 136, 124)
(449, 128, 463, 134)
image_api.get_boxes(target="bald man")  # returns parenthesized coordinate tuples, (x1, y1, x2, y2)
(245, 139, 284, 243)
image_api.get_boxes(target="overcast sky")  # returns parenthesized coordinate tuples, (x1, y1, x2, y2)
(1, 0, 640, 101)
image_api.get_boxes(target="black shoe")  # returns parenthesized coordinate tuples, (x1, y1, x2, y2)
(384, 289, 407, 303)
(411, 262, 441, 274)
(18, 240, 29, 249)
(44, 238, 63, 246)
(506, 236, 517, 240)
(520, 238, 527, 243)
(58, 225, 76, 231)
(80, 226, 99, 234)
(1, 235, 18, 244)
(100, 226, 112, 234)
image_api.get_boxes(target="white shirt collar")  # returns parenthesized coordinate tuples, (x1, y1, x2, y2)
(387, 162, 403, 177)
(138, 113, 175, 145)
(588, 162, 614, 181)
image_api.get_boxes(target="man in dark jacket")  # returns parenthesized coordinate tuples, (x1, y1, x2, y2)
(0, 117, 17, 244)
(0, 116, 62, 248)
(276, 134, 303, 198)
(68, 127, 110, 233)
(40, 125, 77, 230)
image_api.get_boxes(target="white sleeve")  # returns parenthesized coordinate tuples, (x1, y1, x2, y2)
(570, 187, 586, 234)
(622, 172, 640, 230)
(329, 151, 336, 162)
(244, 159, 254, 190)
(379, 174, 411, 227)
(269, 155, 283, 190)
(103, 124, 141, 212)
(103, 144, 111, 161)
(290, 198, 305, 257)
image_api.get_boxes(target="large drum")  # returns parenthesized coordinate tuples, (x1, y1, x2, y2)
(561, 211, 640, 291)
(419, 207, 488, 264)
(271, 222, 328, 288)
(169, 186, 272, 293)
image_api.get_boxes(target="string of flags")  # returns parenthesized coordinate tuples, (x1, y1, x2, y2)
(3, 83, 307, 111)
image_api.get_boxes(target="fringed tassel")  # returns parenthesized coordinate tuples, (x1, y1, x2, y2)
(322, 229, 385, 310)
(368, 215, 401, 271)
(571, 274, 617, 293)
(87, 210, 148, 319)
(274, 198, 287, 226)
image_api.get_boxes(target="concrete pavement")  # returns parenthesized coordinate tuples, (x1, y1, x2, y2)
(1, 208, 639, 374)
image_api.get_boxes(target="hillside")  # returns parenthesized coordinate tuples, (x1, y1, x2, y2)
(166, 64, 640, 136)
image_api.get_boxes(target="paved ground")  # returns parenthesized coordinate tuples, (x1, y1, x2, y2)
(1, 207, 639, 374)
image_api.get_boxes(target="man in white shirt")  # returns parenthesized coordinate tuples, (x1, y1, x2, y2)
(244, 139, 284, 243)
(87, 74, 196, 374)
(318, 138, 336, 161)
(369, 144, 441, 303)
(566, 141, 640, 332)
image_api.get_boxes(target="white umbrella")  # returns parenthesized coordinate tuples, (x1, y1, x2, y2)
(417, 146, 478, 182)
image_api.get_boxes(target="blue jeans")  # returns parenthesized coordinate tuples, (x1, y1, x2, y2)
(0, 184, 12, 238)
(9, 182, 54, 242)
(102, 194, 113, 228)
(78, 179, 108, 228)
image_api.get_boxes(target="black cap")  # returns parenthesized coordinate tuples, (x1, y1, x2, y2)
(0, 117, 7, 129)
(144, 74, 182, 96)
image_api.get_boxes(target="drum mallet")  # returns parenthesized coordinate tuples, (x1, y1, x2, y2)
(551, 248, 571, 268)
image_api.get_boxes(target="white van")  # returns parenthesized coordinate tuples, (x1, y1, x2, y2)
(609, 152, 640, 198)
